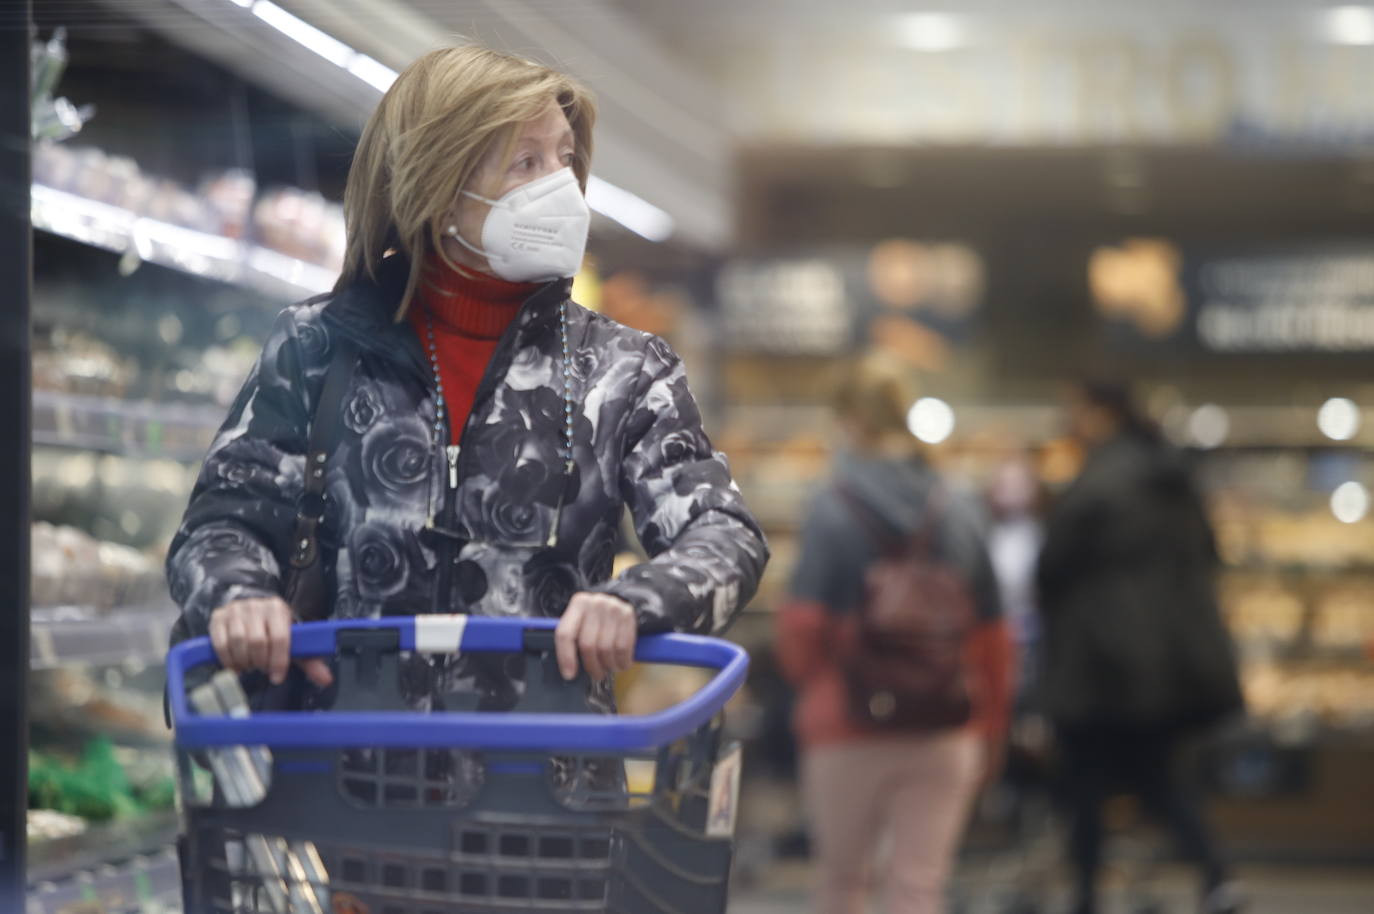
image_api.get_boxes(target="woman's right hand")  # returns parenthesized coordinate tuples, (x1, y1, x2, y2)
(208, 597, 334, 687)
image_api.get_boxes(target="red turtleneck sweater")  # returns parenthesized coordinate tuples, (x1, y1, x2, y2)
(407, 256, 541, 443)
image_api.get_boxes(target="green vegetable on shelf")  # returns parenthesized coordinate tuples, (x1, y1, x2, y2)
(28, 736, 174, 822)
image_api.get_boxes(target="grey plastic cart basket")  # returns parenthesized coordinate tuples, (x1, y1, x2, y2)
(167, 615, 748, 914)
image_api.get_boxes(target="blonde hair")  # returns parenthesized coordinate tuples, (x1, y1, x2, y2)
(336, 45, 596, 319)
(833, 353, 920, 444)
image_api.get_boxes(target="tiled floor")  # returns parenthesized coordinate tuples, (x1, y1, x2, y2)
(727, 862, 1374, 913)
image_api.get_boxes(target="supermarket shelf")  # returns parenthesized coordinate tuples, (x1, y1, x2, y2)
(1237, 638, 1374, 664)
(31, 601, 179, 670)
(1202, 443, 1374, 453)
(31, 182, 335, 302)
(32, 389, 223, 461)
(28, 812, 180, 914)
(1223, 561, 1374, 576)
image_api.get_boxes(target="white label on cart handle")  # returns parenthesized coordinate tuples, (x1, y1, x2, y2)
(415, 614, 468, 653)
(706, 742, 743, 838)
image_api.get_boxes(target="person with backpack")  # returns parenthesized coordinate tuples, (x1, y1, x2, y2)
(1036, 381, 1245, 914)
(776, 355, 1013, 914)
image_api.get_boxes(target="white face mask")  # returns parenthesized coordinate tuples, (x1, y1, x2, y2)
(451, 167, 590, 282)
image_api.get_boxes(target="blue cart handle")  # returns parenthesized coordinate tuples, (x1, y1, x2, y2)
(167, 615, 749, 753)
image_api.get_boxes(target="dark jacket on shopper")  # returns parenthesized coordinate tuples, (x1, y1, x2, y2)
(776, 453, 1013, 747)
(1035, 432, 1242, 730)
(166, 255, 768, 708)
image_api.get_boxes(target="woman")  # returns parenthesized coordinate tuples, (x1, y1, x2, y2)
(776, 356, 1012, 914)
(1037, 381, 1244, 914)
(165, 45, 768, 712)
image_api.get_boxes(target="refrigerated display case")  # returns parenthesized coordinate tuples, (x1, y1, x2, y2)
(24, 235, 284, 914)
(24, 130, 321, 914)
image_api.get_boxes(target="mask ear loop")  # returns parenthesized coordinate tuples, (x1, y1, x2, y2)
(444, 220, 502, 265)
(461, 188, 504, 207)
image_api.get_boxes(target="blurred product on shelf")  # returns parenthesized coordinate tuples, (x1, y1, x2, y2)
(163, 340, 259, 407)
(201, 169, 256, 241)
(28, 737, 174, 823)
(29, 28, 93, 143)
(33, 338, 255, 410)
(33, 452, 198, 551)
(30, 667, 172, 743)
(31, 522, 164, 610)
(1313, 587, 1374, 650)
(33, 141, 344, 271)
(1221, 579, 1307, 645)
(31, 328, 135, 397)
(26, 809, 87, 843)
(1244, 663, 1374, 729)
(618, 663, 713, 717)
(1254, 509, 1374, 568)
(252, 186, 346, 271)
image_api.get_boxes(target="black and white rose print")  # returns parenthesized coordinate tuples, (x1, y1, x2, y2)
(167, 262, 769, 710)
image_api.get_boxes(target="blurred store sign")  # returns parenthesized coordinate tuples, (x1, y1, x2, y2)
(1093, 239, 1374, 354)
(717, 241, 984, 362)
(717, 259, 852, 354)
(674, 13, 1374, 146)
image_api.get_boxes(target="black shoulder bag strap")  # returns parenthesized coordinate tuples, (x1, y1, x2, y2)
(283, 332, 359, 621)
(164, 332, 359, 728)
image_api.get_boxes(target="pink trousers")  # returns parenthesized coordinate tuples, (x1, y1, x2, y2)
(800, 729, 982, 914)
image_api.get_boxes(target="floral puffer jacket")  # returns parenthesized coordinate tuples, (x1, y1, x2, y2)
(166, 255, 768, 708)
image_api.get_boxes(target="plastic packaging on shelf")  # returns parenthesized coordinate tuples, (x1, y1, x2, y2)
(1244, 663, 1374, 729)
(1313, 585, 1374, 650)
(1221, 579, 1306, 645)
(27, 808, 88, 842)
(252, 187, 345, 272)
(34, 143, 343, 273)
(30, 27, 94, 143)
(30, 738, 152, 822)
(31, 522, 164, 610)
(32, 329, 136, 397)
(31, 667, 174, 743)
(200, 168, 257, 240)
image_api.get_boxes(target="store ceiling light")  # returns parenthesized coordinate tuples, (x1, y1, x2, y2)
(893, 13, 966, 53)
(586, 176, 674, 242)
(347, 54, 399, 94)
(1331, 481, 1370, 524)
(1188, 404, 1229, 450)
(908, 397, 956, 445)
(251, 1, 354, 67)
(231, 0, 398, 92)
(1321, 6, 1374, 45)
(1318, 397, 1362, 441)
(221, 2, 672, 242)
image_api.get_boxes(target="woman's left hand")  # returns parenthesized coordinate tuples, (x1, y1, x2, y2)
(554, 592, 637, 682)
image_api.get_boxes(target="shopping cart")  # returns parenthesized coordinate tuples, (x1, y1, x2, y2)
(166, 615, 749, 914)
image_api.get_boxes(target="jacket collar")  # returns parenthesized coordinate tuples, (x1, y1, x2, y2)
(321, 255, 573, 381)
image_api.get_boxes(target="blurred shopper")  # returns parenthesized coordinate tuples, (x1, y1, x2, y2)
(1037, 381, 1245, 914)
(984, 458, 1060, 912)
(987, 457, 1044, 701)
(165, 45, 767, 705)
(777, 355, 1013, 914)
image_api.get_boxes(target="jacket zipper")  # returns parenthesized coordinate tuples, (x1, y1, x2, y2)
(431, 310, 528, 613)
(446, 445, 460, 490)
(423, 282, 566, 613)
(434, 439, 461, 612)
